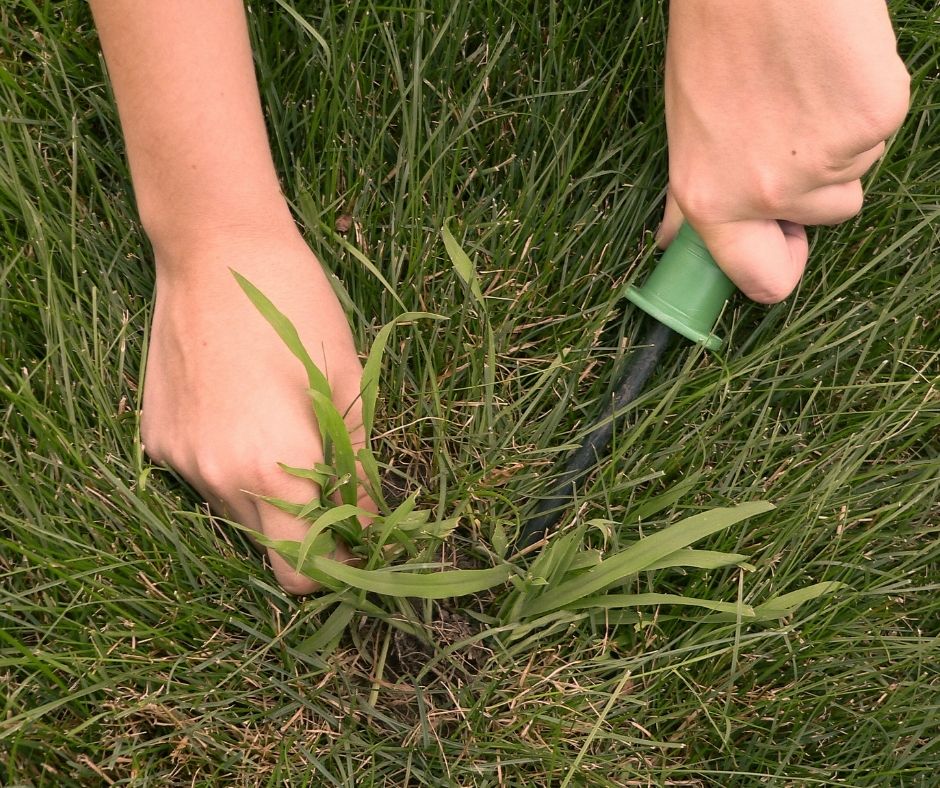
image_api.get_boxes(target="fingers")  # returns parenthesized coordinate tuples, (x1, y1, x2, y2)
(783, 180, 864, 227)
(695, 219, 808, 304)
(249, 467, 336, 596)
(661, 139, 881, 302)
(826, 141, 886, 183)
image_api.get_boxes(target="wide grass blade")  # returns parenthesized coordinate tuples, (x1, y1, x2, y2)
(566, 592, 756, 617)
(521, 502, 775, 617)
(646, 548, 751, 571)
(309, 389, 358, 505)
(751, 581, 847, 619)
(257, 535, 513, 598)
(296, 603, 356, 656)
(442, 223, 484, 304)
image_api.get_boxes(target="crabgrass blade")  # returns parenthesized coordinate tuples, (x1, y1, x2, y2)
(256, 495, 326, 521)
(629, 473, 703, 523)
(505, 610, 590, 643)
(367, 492, 418, 569)
(566, 593, 756, 617)
(501, 529, 583, 623)
(521, 502, 775, 617)
(527, 528, 584, 584)
(292, 552, 512, 599)
(407, 516, 459, 540)
(361, 311, 445, 437)
(231, 270, 331, 399)
(491, 522, 508, 558)
(442, 223, 484, 304)
(752, 581, 847, 619)
(277, 463, 331, 488)
(293, 531, 337, 568)
(295, 602, 356, 657)
(565, 549, 603, 573)
(309, 389, 358, 506)
(646, 548, 750, 571)
(295, 505, 367, 569)
(249, 534, 342, 591)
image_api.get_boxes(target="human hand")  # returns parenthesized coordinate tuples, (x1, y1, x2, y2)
(141, 227, 374, 594)
(658, 0, 910, 303)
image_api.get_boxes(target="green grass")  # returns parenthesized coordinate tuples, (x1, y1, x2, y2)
(1, 0, 938, 784)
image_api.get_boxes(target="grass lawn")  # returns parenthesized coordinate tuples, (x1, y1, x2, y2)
(1, 1, 938, 784)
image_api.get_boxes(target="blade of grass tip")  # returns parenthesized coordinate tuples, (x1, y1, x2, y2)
(521, 502, 775, 617)
(366, 492, 418, 569)
(231, 270, 331, 398)
(645, 548, 751, 571)
(256, 494, 326, 522)
(565, 593, 756, 618)
(277, 463, 331, 489)
(324, 229, 407, 311)
(751, 581, 847, 619)
(441, 224, 496, 432)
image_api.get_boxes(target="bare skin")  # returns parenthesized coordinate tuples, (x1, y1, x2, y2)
(90, 1, 908, 593)
(659, 0, 910, 303)
(89, 1, 370, 594)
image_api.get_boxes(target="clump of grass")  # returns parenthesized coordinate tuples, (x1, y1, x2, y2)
(232, 230, 842, 657)
(1, 1, 936, 784)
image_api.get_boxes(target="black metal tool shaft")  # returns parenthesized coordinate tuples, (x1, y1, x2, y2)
(520, 318, 675, 547)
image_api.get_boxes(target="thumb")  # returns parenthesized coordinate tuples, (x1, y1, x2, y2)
(694, 219, 808, 304)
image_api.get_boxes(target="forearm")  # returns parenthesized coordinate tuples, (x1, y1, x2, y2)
(90, 0, 294, 258)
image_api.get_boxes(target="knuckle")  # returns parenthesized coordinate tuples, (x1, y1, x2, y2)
(197, 442, 274, 496)
(195, 450, 233, 497)
(861, 66, 911, 140)
(671, 180, 720, 227)
(754, 170, 790, 215)
(823, 182, 864, 226)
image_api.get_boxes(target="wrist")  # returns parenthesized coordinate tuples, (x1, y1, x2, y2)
(142, 200, 301, 270)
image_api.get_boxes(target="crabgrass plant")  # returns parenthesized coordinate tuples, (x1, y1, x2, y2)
(3, 0, 937, 783)
(232, 228, 841, 657)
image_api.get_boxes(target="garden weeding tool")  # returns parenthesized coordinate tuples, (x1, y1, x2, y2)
(520, 221, 737, 547)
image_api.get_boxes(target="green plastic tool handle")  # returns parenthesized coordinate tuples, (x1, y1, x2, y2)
(625, 221, 736, 351)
